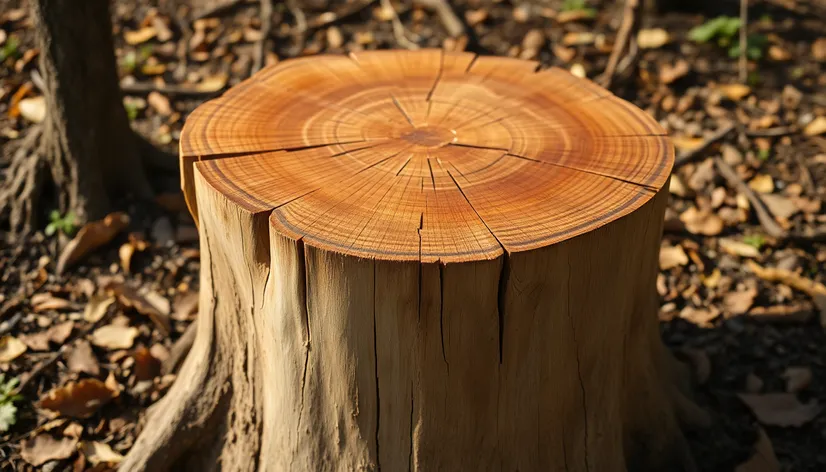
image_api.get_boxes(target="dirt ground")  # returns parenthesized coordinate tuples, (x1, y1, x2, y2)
(2, 0, 826, 470)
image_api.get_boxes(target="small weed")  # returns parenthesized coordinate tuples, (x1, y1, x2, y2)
(0, 375, 22, 433)
(124, 100, 140, 121)
(0, 34, 20, 62)
(561, 0, 596, 16)
(46, 210, 78, 236)
(689, 16, 767, 60)
(758, 148, 770, 160)
(743, 234, 766, 250)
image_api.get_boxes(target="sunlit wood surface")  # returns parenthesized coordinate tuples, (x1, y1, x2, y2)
(180, 49, 673, 262)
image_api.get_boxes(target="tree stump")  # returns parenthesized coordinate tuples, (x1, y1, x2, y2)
(123, 50, 704, 471)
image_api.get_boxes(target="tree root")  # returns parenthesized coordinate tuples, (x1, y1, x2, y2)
(0, 126, 46, 236)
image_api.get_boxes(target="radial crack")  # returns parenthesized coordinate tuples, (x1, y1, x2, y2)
(504, 152, 660, 192)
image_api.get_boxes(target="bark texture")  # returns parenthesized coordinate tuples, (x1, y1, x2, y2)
(1, 0, 151, 233)
(121, 173, 705, 472)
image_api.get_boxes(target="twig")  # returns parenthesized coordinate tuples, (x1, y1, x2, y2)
(0, 313, 23, 337)
(713, 157, 787, 239)
(382, 0, 419, 49)
(744, 126, 794, 137)
(306, 0, 376, 30)
(739, 0, 748, 82)
(414, 0, 465, 38)
(14, 302, 116, 394)
(192, 0, 248, 21)
(120, 82, 223, 97)
(747, 260, 826, 328)
(599, 0, 639, 89)
(673, 123, 736, 169)
(253, 0, 273, 73)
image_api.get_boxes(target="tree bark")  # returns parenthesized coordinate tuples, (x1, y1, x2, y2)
(2, 0, 151, 232)
(123, 51, 706, 471)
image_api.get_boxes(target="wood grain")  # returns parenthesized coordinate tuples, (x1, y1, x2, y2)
(181, 49, 673, 261)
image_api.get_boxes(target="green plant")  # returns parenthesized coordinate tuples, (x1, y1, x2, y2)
(743, 234, 766, 250)
(0, 375, 22, 433)
(757, 148, 770, 160)
(124, 100, 139, 121)
(120, 45, 153, 74)
(0, 34, 20, 62)
(561, 0, 595, 16)
(45, 210, 78, 236)
(689, 16, 767, 60)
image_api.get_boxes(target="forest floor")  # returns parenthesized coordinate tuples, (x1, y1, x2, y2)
(2, 0, 826, 470)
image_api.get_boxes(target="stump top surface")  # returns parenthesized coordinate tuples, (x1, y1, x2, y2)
(182, 50, 673, 262)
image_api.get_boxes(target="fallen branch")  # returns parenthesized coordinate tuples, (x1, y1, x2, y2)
(747, 260, 826, 328)
(673, 123, 736, 169)
(599, 0, 639, 89)
(714, 157, 787, 239)
(253, 0, 274, 73)
(414, 0, 465, 37)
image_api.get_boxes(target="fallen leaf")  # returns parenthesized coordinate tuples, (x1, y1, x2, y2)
(637, 28, 669, 49)
(147, 91, 171, 115)
(63, 422, 83, 438)
(719, 83, 751, 101)
(81, 441, 124, 466)
(768, 45, 791, 62)
(56, 212, 130, 275)
(748, 174, 774, 193)
(18, 96, 46, 123)
(761, 194, 798, 220)
(195, 74, 228, 93)
(32, 293, 73, 312)
(83, 295, 115, 323)
(107, 283, 170, 334)
(133, 346, 161, 381)
(173, 291, 199, 321)
(668, 174, 690, 197)
(719, 238, 761, 258)
(680, 206, 724, 236)
(783, 367, 812, 393)
(91, 325, 139, 350)
(0, 336, 27, 362)
(659, 245, 689, 270)
(38, 379, 118, 418)
(20, 321, 74, 351)
(738, 393, 821, 427)
(679, 306, 720, 327)
(702, 268, 722, 288)
(735, 427, 779, 472)
(659, 59, 690, 84)
(67, 340, 100, 376)
(124, 26, 156, 45)
(724, 288, 758, 315)
(20, 434, 78, 466)
(804, 116, 826, 136)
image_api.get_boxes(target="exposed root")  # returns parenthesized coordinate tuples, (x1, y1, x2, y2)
(0, 126, 46, 237)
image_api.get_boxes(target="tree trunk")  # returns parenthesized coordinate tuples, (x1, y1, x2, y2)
(3, 0, 151, 231)
(124, 51, 705, 471)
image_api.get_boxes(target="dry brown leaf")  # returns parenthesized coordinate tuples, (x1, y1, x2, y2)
(83, 294, 115, 323)
(734, 427, 779, 472)
(124, 26, 156, 45)
(20, 321, 75, 351)
(719, 238, 761, 258)
(173, 291, 199, 321)
(679, 306, 720, 327)
(680, 206, 724, 236)
(702, 268, 722, 288)
(783, 367, 812, 393)
(91, 325, 139, 350)
(0, 335, 27, 362)
(724, 288, 758, 315)
(38, 379, 118, 418)
(67, 340, 100, 376)
(81, 441, 124, 466)
(748, 174, 774, 194)
(32, 293, 73, 312)
(659, 245, 688, 270)
(637, 28, 669, 49)
(20, 434, 78, 466)
(719, 83, 751, 101)
(195, 74, 228, 93)
(133, 346, 161, 381)
(63, 422, 84, 438)
(57, 212, 130, 275)
(804, 116, 826, 136)
(18, 96, 46, 123)
(147, 91, 171, 115)
(738, 393, 821, 427)
(659, 59, 690, 85)
(108, 283, 170, 334)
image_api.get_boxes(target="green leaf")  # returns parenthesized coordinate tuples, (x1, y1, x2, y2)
(743, 234, 766, 250)
(0, 35, 20, 62)
(0, 402, 16, 432)
(689, 16, 740, 43)
(45, 223, 57, 236)
(0, 375, 19, 400)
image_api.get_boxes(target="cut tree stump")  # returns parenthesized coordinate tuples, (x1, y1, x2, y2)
(123, 50, 705, 471)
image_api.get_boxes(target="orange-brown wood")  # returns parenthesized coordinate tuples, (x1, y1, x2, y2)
(181, 49, 673, 260)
